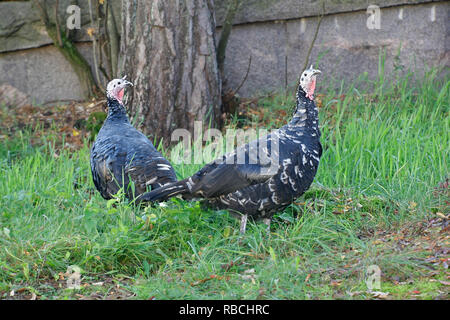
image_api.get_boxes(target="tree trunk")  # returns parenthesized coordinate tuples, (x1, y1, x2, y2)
(119, 0, 222, 145)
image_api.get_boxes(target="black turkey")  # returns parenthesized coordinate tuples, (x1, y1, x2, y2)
(90, 76, 177, 200)
(139, 66, 322, 233)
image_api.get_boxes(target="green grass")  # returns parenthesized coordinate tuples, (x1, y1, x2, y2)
(0, 68, 448, 300)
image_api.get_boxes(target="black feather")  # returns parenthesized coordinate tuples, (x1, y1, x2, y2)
(90, 97, 177, 200)
(139, 79, 322, 225)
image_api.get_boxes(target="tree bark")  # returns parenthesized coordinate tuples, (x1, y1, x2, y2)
(119, 0, 222, 145)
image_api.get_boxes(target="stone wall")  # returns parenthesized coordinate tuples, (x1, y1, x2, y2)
(0, 43, 96, 104)
(0, 0, 448, 104)
(222, 1, 449, 96)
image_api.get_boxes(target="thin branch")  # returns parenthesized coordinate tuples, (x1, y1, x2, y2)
(285, 55, 288, 90)
(301, 1, 325, 77)
(100, 41, 112, 80)
(96, 1, 104, 80)
(99, 66, 110, 80)
(106, 1, 120, 78)
(54, 0, 63, 47)
(217, 0, 241, 79)
(104, 1, 112, 79)
(232, 55, 252, 96)
(88, 0, 105, 91)
(33, 0, 49, 25)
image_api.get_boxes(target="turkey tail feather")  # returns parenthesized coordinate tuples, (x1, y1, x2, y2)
(138, 181, 188, 203)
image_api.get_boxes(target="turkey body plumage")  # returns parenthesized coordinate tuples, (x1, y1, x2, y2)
(90, 98, 177, 200)
(139, 75, 322, 225)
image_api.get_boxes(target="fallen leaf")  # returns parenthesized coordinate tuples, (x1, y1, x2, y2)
(371, 291, 389, 299)
(304, 274, 311, 283)
(436, 212, 447, 219)
(330, 280, 342, 287)
(92, 282, 104, 286)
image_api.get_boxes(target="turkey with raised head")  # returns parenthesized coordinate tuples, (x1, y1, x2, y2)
(139, 66, 322, 233)
(90, 77, 177, 200)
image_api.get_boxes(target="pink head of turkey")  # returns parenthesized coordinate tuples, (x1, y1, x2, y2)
(299, 66, 321, 100)
(106, 76, 133, 105)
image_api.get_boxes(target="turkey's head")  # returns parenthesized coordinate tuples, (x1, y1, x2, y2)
(299, 66, 321, 100)
(106, 76, 133, 105)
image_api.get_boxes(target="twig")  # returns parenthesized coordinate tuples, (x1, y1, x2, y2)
(301, 1, 325, 77)
(217, 0, 241, 79)
(232, 55, 252, 96)
(106, 0, 120, 78)
(33, 0, 49, 24)
(285, 55, 288, 89)
(104, 2, 112, 78)
(54, 0, 63, 47)
(88, 0, 105, 91)
(99, 66, 110, 80)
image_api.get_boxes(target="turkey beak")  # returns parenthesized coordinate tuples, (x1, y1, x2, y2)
(307, 65, 321, 76)
(123, 80, 133, 87)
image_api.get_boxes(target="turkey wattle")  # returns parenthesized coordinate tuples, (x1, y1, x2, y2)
(90, 76, 177, 200)
(139, 66, 322, 233)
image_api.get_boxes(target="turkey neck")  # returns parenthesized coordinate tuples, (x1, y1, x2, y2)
(287, 85, 320, 137)
(106, 97, 129, 122)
